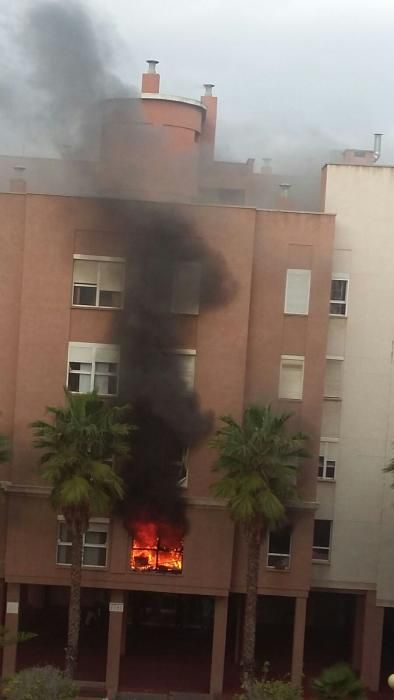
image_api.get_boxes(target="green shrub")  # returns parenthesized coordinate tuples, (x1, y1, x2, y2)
(312, 664, 365, 700)
(3, 665, 77, 700)
(237, 678, 302, 700)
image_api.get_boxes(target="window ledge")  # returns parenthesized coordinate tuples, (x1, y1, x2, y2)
(283, 313, 308, 317)
(329, 314, 347, 319)
(266, 567, 291, 573)
(312, 559, 330, 566)
(56, 563, 108, 570)
(323, 396, 342, 402)
(72, 305, 123, 311)
(317, 478, 336, 484)
(278, 398, 303, 403)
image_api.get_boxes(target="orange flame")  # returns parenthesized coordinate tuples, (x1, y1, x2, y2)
(130, 521, 183, 574)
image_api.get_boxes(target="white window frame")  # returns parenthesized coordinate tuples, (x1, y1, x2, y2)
(67, 342, 120, 397)
(56, 517, 109, 569)
(284, 269, 311, 316)
(279, 355, 305, 400)
(171, 261, 201, 316)
(312, 519, 332, 563)
(173, 448, 189, 488)
(324, 356, 344, 400)
(72, 254, 126, 310)
(171, 349, 196, 392)
(267, 528, 292, 570)
(330, 274, 349, 317)
(318, 438, 338, 480)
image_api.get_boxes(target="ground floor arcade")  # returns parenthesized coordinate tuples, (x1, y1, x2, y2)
(0, 583, 389, 699)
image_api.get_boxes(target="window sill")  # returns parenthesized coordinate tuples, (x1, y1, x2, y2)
(68, 391, 119, 399)
(56, 563, 108, 570)
(317, 478, 336, 483)
(266, 567, 290, 573)
(312, 559, 330, 565)
(72, 305, 123, 311)
(329, 314, 347, 319)
(278, 398, 303, 402)
(323, 396, 342, 402)
(130, 570, 183, 577)
(283, 313, 308, 317)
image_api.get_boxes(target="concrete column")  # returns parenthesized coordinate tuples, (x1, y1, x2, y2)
(234, 595, 244, 663)
(120, 593, 129, 656)
(359, 591, 384, 691)
(210, 596, 229, 696)
(291, 596, 307, 686)
(2, 582, 20, 679)
(0, 579, 5, 625)
(105, 590, 124, 700)
(352, 594, 364, 671)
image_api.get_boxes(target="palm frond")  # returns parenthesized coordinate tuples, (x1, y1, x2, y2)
(210, 404, 309, 528)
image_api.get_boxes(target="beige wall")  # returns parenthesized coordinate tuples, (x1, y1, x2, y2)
(316, 165, 394, 599)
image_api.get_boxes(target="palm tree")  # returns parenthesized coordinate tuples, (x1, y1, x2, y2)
(32, 390, 134, 678)
(312, 664, 365, 700)
(210, 405, 309, 684)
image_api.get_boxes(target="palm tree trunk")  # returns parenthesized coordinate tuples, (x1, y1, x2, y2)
(242, 521, 263, 687)
(65, 526, 83, 678)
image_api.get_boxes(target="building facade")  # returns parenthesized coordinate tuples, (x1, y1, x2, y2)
(0, 65, 392, 700)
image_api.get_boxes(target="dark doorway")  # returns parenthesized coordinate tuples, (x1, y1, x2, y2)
(304, 591, 356, 679)
(16, 585, 108, 681)
(119, 591, 214, 693)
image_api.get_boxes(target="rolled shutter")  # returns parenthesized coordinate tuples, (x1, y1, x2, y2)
(284, 269, 311, 315)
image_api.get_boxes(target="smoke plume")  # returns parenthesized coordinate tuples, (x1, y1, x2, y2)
(0, 1, 235, 527)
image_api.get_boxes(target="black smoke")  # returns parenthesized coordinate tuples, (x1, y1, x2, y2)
(0, 2, 236, 528)
(110, 201, 236, 528)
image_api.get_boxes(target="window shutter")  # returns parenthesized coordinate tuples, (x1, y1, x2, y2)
(284, 269, 311, 315)
(68, 343, 94, 364)
(95, 345, 120, 364)
(279, 356, 304, 399)
(177, 354, 196, 390)
(324, 359, 343, 398)
(171, 262, 201, 315)
(99, 262, 125, 292)
(73, 259, 98, 285)
(321, 401, 341, 437)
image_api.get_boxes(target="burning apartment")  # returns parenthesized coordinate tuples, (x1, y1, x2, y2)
(0, 5, 393, 698)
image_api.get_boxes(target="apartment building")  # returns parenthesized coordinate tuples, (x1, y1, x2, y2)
(0, 183, 335, 697)
(0, 63, 391, 700)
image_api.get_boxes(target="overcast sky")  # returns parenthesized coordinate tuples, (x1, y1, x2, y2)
(2, 0, 394, 172)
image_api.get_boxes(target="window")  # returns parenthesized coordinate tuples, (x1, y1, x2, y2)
(171, 262, 201, 315)
(173, 350, 196, 391)
(173, 447, 189, 488)
(57, 521, 108, 567)
(318, 440, 337, 480)
(330, 276, 349, 316)
(72, 256, 125, 309)
(67, 343, 119, 396)
(312, 520, 332, 561)
(130, 522, 183, 574)
(284, 269, 311, 315)
(279, 356, 304, 400)
(324, 358, 343, 399)
(267, 527, 292, 570)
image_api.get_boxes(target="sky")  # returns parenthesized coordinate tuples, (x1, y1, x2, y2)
(1, 0, 394, 172)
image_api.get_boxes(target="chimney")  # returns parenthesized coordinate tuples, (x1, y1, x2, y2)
(261, 158, 272, 173)
(373, 133, 383, 162)
(10, 166, 26, 194)
(278, 183, 292, 209)
(141, 60, 160, 94)
(200, 84, 217, 161)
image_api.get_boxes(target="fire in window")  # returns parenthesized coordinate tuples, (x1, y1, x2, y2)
(130, 521, 184, 574)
